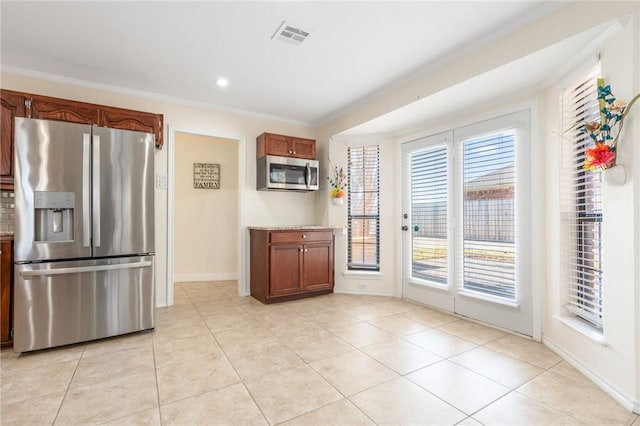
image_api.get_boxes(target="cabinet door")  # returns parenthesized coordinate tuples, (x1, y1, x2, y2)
(303, 241, 334, 291)
(269, 244, 303, 296)
(1, 239, 13, 347)
(98, 108, 163, 149)
(30, 95, 98, 124)
(291, 138, 316, 160)
(264, 133, 292, 157)
(1, 91, 25, 182)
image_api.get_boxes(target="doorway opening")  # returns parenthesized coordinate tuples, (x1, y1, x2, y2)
(168, 130, 243, 305)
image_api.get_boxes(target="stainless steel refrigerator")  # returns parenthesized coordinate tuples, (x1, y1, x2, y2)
(13, 117, 155, 352)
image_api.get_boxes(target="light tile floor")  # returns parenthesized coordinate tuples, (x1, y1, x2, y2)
(1, 280, 638, 425)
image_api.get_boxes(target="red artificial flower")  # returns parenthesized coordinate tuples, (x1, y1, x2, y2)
(585, 143, 616, 170)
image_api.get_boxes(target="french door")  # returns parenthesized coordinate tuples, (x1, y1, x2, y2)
(401, 111, 533, 336)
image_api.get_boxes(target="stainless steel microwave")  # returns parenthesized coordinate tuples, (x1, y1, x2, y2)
(257, 155, 319, 191)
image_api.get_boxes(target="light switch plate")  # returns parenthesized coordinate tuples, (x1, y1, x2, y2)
(156, 173, 168, 189)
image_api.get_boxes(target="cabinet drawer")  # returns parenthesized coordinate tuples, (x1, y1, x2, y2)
(270, 231, 332, 244)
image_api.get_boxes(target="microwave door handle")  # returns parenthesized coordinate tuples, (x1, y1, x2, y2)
(306, 162, 311, 188)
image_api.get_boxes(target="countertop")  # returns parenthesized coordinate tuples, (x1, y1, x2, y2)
(248, 225, 342, 231)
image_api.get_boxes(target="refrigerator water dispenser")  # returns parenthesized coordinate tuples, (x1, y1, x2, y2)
(34, 191, 75, 242)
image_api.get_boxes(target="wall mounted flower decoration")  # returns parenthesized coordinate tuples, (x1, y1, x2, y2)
(326, 164, 346, 199)
(581, 79, 639, 171)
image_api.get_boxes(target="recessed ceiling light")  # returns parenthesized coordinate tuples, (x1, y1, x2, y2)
(216, 78, 229, 88)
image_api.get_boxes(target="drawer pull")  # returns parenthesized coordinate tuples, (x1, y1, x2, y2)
(302, 234, 307, 239)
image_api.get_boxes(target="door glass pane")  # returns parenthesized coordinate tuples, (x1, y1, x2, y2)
(411, 145, 448, 285)
(462, 131, 516, 299)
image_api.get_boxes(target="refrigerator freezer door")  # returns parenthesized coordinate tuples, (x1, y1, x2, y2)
(14, 118, 92, 262)
(13, 256, 155, 352)
(92, 127, 155, 257)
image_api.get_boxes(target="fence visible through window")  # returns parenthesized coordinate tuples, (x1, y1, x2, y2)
(409, 132, 516, 300)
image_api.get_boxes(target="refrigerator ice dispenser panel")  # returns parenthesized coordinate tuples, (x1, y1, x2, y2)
(34, 191, 75, 242)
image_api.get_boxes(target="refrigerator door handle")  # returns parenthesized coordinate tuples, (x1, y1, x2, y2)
(83, 134, 91, 248)
(92, 134, 101, 248)
(19, 261, 153, 278)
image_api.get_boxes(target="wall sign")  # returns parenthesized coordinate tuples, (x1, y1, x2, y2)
(193, 163, 220, 189)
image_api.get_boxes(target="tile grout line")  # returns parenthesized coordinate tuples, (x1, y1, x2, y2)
(50, 342, 87, 425)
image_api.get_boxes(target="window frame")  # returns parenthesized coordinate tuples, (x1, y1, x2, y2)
(561, 63, 604, 329)
(347, 145, 381, 272)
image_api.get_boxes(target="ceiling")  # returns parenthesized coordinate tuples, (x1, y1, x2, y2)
(340, 20, 615, 136)
(0, 1, 569, 128)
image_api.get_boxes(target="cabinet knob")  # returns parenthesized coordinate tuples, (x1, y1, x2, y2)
(302, 234, 307, 239)
(304, 249, 308, 252)
(289, 150, 293, 154)
(299, 248, 304, 252)
(292, 151, 296, 155)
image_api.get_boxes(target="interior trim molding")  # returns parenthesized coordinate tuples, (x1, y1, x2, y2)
(543, 336, 638, 414)
(173, 273, 239, 283)
(333, 288, 396, 297)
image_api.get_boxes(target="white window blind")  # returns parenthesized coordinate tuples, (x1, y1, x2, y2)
(561, 64, 603, 328)
(347, 145, 380, 271)
(410, 145, 448, 284)
(460, 132, 516, 299)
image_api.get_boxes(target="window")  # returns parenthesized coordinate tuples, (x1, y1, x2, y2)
(561, 63, 603, 329)
(347, 145, 380, 271)
(461, 131, 516, 300)
(410, 145, 448, 284)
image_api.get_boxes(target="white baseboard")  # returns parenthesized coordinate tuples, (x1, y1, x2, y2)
(334, 288, 397, 297)
(173, 273, 238, 283)
(543, 336, 639, 414)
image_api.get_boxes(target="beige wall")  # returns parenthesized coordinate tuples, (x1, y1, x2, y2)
(174, 132, 239, 280)
(0, 71, 318, 306)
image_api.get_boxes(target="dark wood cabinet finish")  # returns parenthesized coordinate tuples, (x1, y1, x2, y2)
(256, 133, 316, 160)
(0, 89, 164, 150)
(30, 95, 98, 125)
(1, 237, 13, 348)
(250, 229, 334, 304)
(1, 91, 25, 188)
(98, 107, 163, 145)
(290, 137, 316, 160)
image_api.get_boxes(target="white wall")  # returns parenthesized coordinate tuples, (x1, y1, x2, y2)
(1, 71, 318, 306)
(325, 135, 398, 296)
(174, 132, 239, 281)
(541, 12, 640, 411)
(316, 0, 640, 413)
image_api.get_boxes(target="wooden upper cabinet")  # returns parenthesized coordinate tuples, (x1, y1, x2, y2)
(98, 107, 163, 148)
(291, 137, 316, 160)
(30, 95, 98, 125)
(0, 90, 164, 149)
(257, 132, 316, 160)
(1, 90, 25, 184)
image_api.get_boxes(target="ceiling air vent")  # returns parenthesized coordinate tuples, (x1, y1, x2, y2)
(272, 21, 310, 45)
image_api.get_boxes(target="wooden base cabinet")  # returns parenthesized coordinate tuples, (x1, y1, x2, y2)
(250, 229, 334, 304)
(1, 237, 13, 348)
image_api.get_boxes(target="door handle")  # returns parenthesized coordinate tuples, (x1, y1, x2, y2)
(20, 261, 153, 278)
(93, 134, 101, 248)
(82, 134, 91, 248)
